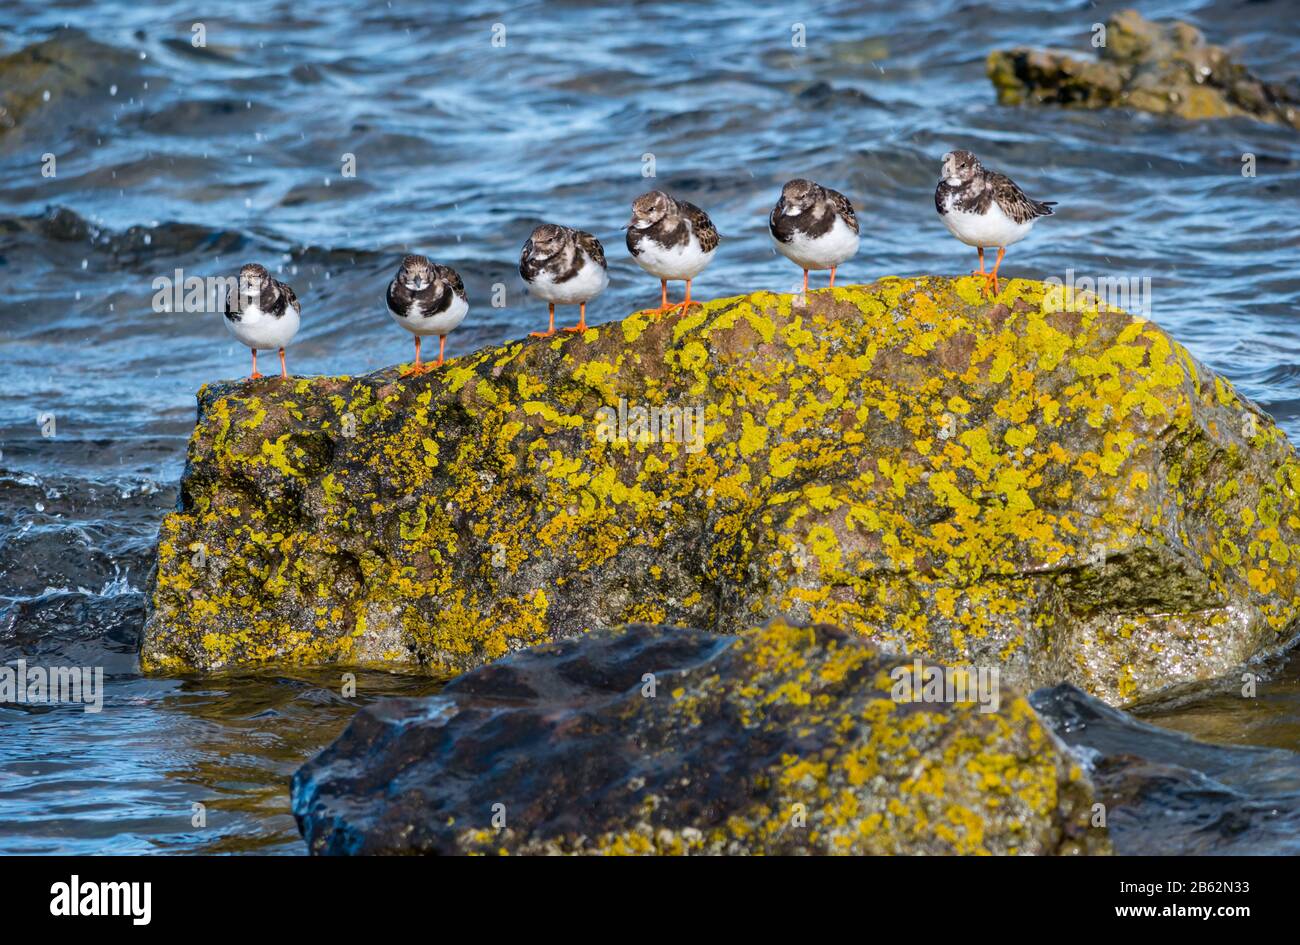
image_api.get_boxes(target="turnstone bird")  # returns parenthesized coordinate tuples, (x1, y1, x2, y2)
(385, 254, 469, 376)
(519, 223, 609, 337)
(768, 178, 860, 295)
(223, 263, 300, 379)
(934, 150, 1056, 298)
(625, 190, 719, 312)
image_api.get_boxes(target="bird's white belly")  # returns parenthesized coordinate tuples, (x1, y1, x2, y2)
(528, 256, 609, 304)
(633, 233, 715, 280)
(772, 215, 859, 270)
(390, 294, 469, 336)
(941, 203, 1034, 248)
(225, 302, 300, 349)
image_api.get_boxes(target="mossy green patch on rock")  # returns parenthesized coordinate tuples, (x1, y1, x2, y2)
(144, 274, 1300, 705)
(292, 619, 1109, 855)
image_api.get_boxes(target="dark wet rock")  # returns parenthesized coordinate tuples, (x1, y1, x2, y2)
(0, 465, 169, 673)
(1032, 685, 1300, 855)
(0, 207, 251, 271)
(143, 277, 1300, 706)
(292, 619, 1110, 855)
(0, 30, 140, 138)
(795, 81, 883, 108)
(987, 9, 1300, 130)
(0, 592, 143, 676)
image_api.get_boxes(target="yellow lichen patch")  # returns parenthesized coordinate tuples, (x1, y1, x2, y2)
(416, 621, 1109, 856)
(144, 277, 1300, 711)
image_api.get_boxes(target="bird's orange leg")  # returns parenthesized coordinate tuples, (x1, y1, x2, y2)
(435, 334, 446, 368)
(972, 247, 996, 298)
(989, 246, 1005, 296)
(401, 336, 428, 376)
(651, 279, 674, 313)
(249, 349, 263, 380)
(802, 269, 809, 296)
(564, 301, 589, 333)
(668, 278, 701, 312)
(530, 303, 557, 339)
(829, 266, 837, 288)
(279, 347, 288, 378)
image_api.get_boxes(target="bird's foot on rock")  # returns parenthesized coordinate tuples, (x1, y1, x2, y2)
(972, 271, 999, 299)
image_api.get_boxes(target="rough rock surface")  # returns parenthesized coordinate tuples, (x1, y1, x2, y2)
(987, 9, 1300, 130)
(143, 274, 1300, 705)
(292, 619, 1109, 855)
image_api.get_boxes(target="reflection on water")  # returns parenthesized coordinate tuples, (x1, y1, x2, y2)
(1133, 645, 1300, 751)
(0, 668, 444, 854)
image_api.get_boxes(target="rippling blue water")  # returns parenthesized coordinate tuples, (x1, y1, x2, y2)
(0, 0, 1297, 853)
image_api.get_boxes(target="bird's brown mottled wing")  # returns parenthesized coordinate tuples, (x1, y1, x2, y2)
(826, 188, 859, 235)
(574, 229, 607, 268)
(436, 265, 466, 298)
(278, 281, 301, 316)
(679, 201, 720, 253)
(987, 171, 1056, 224)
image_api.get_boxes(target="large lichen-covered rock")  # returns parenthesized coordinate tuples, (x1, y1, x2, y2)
(142, 274, 1300, 705)
(292, 619, 1109, 855)
(987, 9, 1300, 130)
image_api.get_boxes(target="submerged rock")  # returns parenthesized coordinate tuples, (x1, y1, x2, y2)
(0, 30, 139, 137)
(143, 275, 1300, 705)
(292, 619, 1109, 855)
(987, 9, 1300, 130)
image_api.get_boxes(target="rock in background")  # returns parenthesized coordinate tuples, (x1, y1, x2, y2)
(987, 9, 1300, 130)
(0, 30, 142, 138)
(292, 619, 1109, 855)
(143, 275, 1300, 706)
